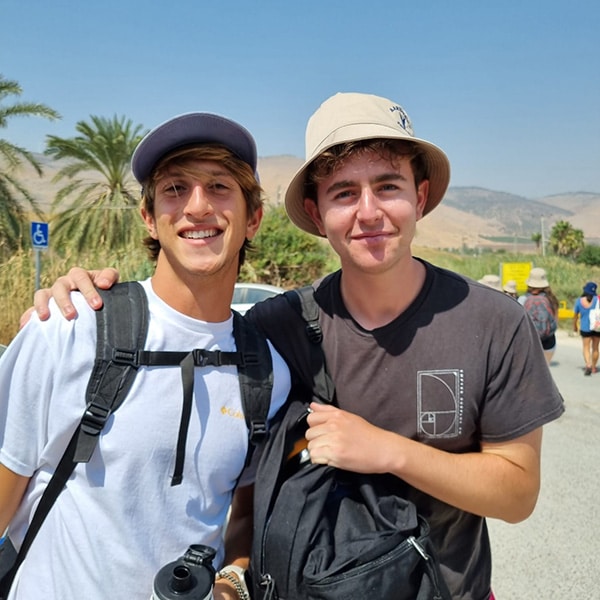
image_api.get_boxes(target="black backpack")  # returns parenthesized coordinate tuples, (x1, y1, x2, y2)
(246, 287, 451, 600)
(0, 281, 273, 597)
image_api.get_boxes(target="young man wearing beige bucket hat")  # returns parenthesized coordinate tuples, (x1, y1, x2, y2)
(29, 92, 564, 599)
(263, 92, 564, 599)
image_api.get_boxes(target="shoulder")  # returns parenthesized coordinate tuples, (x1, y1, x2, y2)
(424, 261, 523, 314)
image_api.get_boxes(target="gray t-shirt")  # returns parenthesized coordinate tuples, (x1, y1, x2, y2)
(249, 260, 565, 600)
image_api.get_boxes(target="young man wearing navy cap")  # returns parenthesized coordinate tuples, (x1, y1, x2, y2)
(27, 92, 565, 599)
(0, 113, 290, 599)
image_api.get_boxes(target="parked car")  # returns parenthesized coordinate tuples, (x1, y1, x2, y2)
(231, 283, 284, 315)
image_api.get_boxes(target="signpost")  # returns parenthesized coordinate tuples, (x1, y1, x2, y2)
(31, 221, 49, 290)
(501, 261, 532, 295)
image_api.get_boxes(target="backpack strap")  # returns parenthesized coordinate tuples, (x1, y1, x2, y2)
(0, 282, 149, 597)
(232, 311, 273, 456)
(75, 281, 149, 462)
(284, 286, 335, 404)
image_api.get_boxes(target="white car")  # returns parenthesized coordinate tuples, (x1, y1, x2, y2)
(231, 283, 284, 315)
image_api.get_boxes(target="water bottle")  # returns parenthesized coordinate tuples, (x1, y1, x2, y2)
(151, 544, 216, 600)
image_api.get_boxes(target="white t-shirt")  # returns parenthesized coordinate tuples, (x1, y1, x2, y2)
(0, 278, 290, 599)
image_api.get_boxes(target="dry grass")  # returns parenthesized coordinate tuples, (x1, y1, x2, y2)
(0, 246, 153, 345)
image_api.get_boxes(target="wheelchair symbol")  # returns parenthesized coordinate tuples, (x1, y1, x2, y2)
(31, 222, 49, 249)
(33, 225, 46, 245)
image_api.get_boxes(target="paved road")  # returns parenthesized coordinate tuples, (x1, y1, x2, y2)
(488, 330, 600, 598)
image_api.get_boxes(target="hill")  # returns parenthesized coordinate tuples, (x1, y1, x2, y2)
(12, 154, 600, 251)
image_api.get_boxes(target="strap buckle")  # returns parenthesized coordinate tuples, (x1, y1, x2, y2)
(192, 349, 223, 367)
(80, 402, 111, 436)
(111, 348, 140, 366)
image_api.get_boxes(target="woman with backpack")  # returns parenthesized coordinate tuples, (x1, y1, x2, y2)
(573, 281, 600, 376)
(522, 268, 559, 365)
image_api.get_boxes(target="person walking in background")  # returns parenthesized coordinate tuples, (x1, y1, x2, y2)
(521, 268, 559, 365)
(502, 280, 518, 299)
(477, 274, 502, 291)
(573, 281, 600, 375)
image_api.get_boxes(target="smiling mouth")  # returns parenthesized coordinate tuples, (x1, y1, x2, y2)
(181, 229, 220, 240)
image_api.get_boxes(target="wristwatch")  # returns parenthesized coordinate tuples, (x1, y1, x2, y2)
(217, 565, 250, 600)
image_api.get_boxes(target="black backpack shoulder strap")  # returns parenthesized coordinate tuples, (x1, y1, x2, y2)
(75, 281, 149, 462)
(284, 286, 335, 404)
(0, 281, 149, 596)
(231, 311, 273, 450)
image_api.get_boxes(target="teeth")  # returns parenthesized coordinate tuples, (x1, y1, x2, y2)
(182, 229, 218, 239)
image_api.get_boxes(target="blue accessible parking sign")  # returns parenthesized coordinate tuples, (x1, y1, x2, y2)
(31, 221, 49, 250)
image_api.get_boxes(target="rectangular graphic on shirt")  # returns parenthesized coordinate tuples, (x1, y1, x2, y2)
(416, 369, 463, 438)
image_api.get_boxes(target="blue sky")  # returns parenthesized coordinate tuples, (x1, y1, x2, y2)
(2, 0, 599, 198)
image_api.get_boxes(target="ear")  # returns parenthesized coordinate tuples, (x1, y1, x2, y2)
(245, 206, 263, 241)
(141, 206, 158, 239)
(303, 199, 326, 236)
(415, 180, 430, 221)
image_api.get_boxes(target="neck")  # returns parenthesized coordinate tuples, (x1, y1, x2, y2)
(150, 260, 238, 322)
(339, 257, 426, 330)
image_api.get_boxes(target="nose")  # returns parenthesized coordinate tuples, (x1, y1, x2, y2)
(356, 187, 381, 223)
(184, 183, 213, 219)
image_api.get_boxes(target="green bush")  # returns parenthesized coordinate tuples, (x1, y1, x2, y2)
(576, 244, 600, 267)
(240, 205, 339, 287)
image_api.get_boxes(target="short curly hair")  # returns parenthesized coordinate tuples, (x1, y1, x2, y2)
(303, 139, 427, 203)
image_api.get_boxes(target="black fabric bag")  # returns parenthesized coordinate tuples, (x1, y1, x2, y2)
(247, 287, 451, 600)
(0, 540, 16, 584)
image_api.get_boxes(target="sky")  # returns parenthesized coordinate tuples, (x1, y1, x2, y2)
(2, 0, 599, 199)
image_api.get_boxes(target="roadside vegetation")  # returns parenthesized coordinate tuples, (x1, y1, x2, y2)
(1, 75, 599, 345)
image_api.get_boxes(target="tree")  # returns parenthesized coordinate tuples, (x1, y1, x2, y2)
(241, 204, 338, 287)
(576, 244, 600, 267)
(548, 220, 585, 259)
(531, 232, 542, 253)
(0, 74, 60, 257)
(46, 115, 146, 252)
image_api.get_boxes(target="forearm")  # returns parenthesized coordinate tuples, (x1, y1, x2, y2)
(0, 464, 30, 533)
(223, 484, 253, 568)
(213, 484, 253, 600)
(307, 404, 543, 523)
(384, 429, 542, 523)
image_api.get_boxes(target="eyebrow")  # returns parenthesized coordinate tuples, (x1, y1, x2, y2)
(324, 172, 408, 195)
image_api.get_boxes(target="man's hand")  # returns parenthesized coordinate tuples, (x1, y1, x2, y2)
(28, 267, 121, 324)
(305, 402, 395, 474)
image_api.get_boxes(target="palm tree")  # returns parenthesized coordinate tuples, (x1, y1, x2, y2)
(0, 75, 60, 257)
(548, 220, 585, 258)
(531, 232, 542, 253)
(45, 115, 146, 252)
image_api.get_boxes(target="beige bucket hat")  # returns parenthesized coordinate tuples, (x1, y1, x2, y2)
(478, 274, 502, 291)
(284, 92, 451, 236)
(525, 267, 550, 289)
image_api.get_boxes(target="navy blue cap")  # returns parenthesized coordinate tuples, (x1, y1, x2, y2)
(131, 112, 257, 183)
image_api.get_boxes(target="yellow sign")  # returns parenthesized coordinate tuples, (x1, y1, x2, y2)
(501, 262, 532, 294)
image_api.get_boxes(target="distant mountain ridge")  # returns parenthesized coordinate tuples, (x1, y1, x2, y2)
(15, 153, 600, 250)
